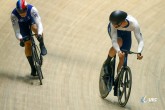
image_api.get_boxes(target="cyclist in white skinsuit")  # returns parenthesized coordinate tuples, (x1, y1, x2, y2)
(104, 10, 144, 96)
(108, 15, 144, 53)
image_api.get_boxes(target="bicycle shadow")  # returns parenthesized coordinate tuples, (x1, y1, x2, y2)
(17, 74, 40, 85)
(0, 71, 39, 85)
(100, 96, 132, 110)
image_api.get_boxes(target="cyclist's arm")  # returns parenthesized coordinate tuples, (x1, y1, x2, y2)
(133, 22, 144, 53)
(110, 25, 120, 52)
(10, 14, 22, 40)
(31, 7, 43, 35)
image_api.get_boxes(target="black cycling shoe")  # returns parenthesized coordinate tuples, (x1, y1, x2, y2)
(113, 80, 122, 96)
(114, 87, 122, 96)
(114, 86, 118, 96)
(31, 68, 37, 76)
(40, 44, 47, 56)
(113, 79, 118, 96)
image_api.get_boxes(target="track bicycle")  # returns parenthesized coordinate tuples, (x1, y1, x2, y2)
(99, 49, 140, 106)
(30, 34, 44, 85)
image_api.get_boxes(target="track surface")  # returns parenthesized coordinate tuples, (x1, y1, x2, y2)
(0, 0, 165, 110)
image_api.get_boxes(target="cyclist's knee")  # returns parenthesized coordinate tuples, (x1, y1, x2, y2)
(25, 40, 32, 56)
(31, 24, 38, 34)
(119, 56, 124, 64)
(117, 38, 123, 47)
(109, 47, 116, 57)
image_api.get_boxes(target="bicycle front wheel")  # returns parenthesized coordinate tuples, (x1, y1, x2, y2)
(99, 63, 109, 98)
(32, 45, 43, 85)
(117, 66, 132, 107)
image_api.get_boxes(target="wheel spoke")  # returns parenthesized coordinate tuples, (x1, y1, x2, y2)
(121, 87, 124, 98)
(124, 86, 127, 101)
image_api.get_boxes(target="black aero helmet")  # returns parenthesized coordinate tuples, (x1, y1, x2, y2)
(109, 10, 127, 25)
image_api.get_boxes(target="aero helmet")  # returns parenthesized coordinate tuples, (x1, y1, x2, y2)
(109, 10, 127, 25)
(16, 0, 27, 13)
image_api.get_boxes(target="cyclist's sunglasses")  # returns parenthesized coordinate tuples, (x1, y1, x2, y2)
(16, 7, 27, 14)
(112, 22, 123, 28)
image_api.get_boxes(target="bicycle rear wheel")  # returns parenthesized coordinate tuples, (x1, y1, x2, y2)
(99, 63, 109, 98)
(32, 45, 43, 85)
(117, 66, 132, 107)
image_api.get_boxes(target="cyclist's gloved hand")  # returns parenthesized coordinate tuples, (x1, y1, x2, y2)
(20, 39, 25, 47)
(118, 51, 125, 58)
(137, 53, 143, 60)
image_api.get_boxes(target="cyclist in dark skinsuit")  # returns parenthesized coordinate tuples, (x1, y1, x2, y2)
(11, 0, 47, 76)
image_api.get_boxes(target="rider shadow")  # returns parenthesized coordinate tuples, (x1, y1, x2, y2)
(16, 74, 39, 85)
(0, 71, 39, 85)
(0, 71, 17, 81)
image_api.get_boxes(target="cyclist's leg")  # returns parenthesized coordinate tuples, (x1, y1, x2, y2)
(103, 30, 124, 79)
(116, 37, 124, 73)
(114, 30, 132, 96)
(31, 24, 47, 55)
(25, 40, 37, 76)
(113, 37, 124, 96)
(103, 45, 120, 79)
(18, 19, 37, 76)
(103, 47, 115, 73)
(104, 23, 118, 74)
(117, 30, 132, 73)
(103, 39, 123, 86)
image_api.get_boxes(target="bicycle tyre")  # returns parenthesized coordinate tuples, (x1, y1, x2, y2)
(99, 63, 109, 98)
(40, 55, 44, 79)
(32, 45, 43, 85)
(117, 66, 132, 107)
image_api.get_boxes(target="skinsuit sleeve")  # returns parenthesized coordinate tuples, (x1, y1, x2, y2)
(11, 13, 22, 40)
(30, 7, 43, 35)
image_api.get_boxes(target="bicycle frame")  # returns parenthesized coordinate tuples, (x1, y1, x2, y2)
(117, 49, 140, 106)
(122, 49, 140, 67)
(30, 34, 43, 85)
(109, 49, 140, 84)
(30, 34, 38, 49)
(99, 49, 140, 105)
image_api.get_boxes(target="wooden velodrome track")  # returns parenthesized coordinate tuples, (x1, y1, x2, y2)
(0, 0, 165, 110)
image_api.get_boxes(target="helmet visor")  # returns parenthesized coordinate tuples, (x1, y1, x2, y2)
(111, 22, 123, 28)
(111, 20, 123, 25)
(16, 7, 27, 14)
